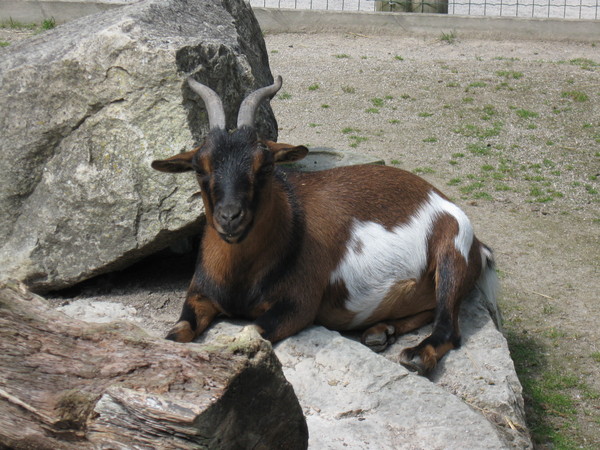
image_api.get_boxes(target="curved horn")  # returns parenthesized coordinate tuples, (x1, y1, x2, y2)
(187, 77, 226, 130)
(237, 75, 283, 129)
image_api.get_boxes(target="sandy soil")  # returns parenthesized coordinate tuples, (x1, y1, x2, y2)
(4, 28, 598, 447)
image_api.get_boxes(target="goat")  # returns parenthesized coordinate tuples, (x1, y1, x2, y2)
(151, 76, 498, 374)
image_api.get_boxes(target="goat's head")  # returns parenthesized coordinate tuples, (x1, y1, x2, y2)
(152, 76, 308, 244)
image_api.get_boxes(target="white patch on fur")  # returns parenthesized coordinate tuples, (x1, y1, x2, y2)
(330, 191, 473, 327)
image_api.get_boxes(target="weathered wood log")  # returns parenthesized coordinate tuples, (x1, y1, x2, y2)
(0, 281, 308, 449)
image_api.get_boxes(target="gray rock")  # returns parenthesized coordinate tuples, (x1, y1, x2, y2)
(0, 0, 277, 292)
(183, 292, 532, 449)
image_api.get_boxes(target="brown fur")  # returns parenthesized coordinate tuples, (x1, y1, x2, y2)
(153, 141, 492, 373)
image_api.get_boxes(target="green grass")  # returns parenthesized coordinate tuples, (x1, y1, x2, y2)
(0, 18, 37, 30)
(41, 17, 56, 30)
(467, 143, 492, 156)
(371, 97, 385, 107)
(348, 135, 368, 148)
(562, 91, 589, 102)
(1, 17, 55, 33)
(334, 53, 350, 59)
(308, 83, 320, 91)
(278, 92, 292, 100)
(440, 31, 457, 44)
(454, 122, 502, 139)
(515, 109, 539, 119)
(341, 86, 356, 94)
(0, 41, 9, 47)
(341, 127, 360, 134)
(496, 70, 524, 79)
(412, 167, 436, 175)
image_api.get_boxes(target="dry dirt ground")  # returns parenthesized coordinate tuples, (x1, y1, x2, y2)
(3, 27, 598, 447)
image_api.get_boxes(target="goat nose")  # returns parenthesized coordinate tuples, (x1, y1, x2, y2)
(219, 205, 243, 223)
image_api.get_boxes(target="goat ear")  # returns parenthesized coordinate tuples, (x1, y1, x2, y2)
(151, 149, 197, 173)
(264, 141, 309, 163)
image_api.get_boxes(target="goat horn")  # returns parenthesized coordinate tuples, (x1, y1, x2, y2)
(187, 77, 226, 130)
(237, 76, 283, 129)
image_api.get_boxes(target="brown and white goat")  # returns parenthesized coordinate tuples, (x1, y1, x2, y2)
(152, 76, 497, 374)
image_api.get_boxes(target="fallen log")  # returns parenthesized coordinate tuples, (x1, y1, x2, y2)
(0, 281, 308, 449)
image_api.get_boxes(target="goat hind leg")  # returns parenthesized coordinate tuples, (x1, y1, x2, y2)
(399, 254, 474, 374)
(361, 310, 435, 353)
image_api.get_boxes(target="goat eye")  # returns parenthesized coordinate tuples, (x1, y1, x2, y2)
(258, 164, 274, 176)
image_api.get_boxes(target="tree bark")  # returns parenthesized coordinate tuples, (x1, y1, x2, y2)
(0, 281, 308, 449)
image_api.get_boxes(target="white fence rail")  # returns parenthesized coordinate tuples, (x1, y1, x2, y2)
(249, 0, 599, 19)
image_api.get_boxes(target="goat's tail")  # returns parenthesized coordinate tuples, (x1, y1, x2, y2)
(476, 243, 502, 329)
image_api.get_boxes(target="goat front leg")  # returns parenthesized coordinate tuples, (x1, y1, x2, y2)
(166, 293, 220, 343)
(252, 298, 312, 344)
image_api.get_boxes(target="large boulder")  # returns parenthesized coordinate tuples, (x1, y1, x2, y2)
(0, 0, 277, 292)
(191, 293, 532, 448)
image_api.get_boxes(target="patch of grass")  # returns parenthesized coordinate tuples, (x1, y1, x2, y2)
(0, 41, 9, 47)
(423, 137, 438, 143)
(467, 143, 492, 156)
(467, 81, 487, 90)
(460, 181, 485, 194)
(308, 83, 320, 91)
(412, 167, 436, 175)
(321, 104, 330, 109)
(308, 123, 321, 128)
(341, 86, 356, 94)
(440, 30, 457, 44)
(591, 352, 600, 363)
(371, 97, 385, 108)
(0, 18, 37, 30)
(561, 91, 589, 102)
(569, 58, 599, 69)
(448, 177, 462, 186)
(515, 108, 539, 119)
(462, 97, 475, 103)
(473, 191, 493, 200)
(341, 127, 360, 134)
(278, 92, 292, 100)
(365, 108, 379, 114)
(394, 55, 404, 61)
(348, 135, 368, 148)
(418, 112, 433, 118)
(390, 159, 401, 165)
(41, 17, 56, 30)
(481, 105, 497, 120)
(389, 119, 400, 124)
(585, 185, 598, 195)
(496, 70, 524, 79)
(334, 53, 350, 59)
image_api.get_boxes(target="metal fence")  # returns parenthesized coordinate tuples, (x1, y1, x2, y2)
(249, 0, 599, 19)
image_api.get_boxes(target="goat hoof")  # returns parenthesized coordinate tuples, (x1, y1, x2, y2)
(398, 356, 426, 376)
(165, 321, 195, 343)
(362, 324, 396, 353)
(398, 347, 433, 376)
